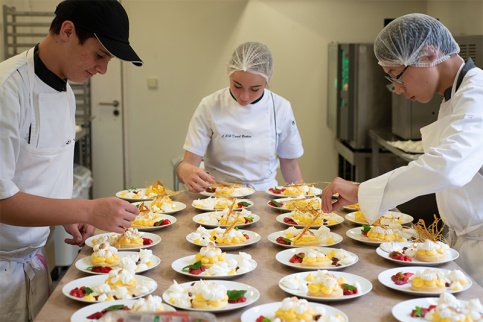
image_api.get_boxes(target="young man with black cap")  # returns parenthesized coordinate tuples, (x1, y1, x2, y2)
(0, 1, 142, 320)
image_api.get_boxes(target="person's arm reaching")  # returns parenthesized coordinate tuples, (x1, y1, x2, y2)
(279, 157, 303, 185)
(176, 151, 215, 193)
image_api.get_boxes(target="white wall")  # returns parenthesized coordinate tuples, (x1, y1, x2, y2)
(1, 0, 481, 192)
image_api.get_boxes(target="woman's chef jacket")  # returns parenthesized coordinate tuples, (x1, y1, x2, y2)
(183, 87, 304, 191)
(359, 59, 483, 286)
(0, 47, 76, 320)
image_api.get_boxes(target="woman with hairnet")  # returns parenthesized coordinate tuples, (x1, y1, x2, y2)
(177, 42, 304, 191)
(321, 13, 483, 286)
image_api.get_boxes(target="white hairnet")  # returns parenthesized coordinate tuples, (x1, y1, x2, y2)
(374, 13, 459, 67)
(227, 42, 273, 82)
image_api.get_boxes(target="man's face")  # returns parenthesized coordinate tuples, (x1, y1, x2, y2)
(384, 65, 439, 103)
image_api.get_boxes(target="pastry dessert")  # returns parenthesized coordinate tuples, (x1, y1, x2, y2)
(210, 224, 248, 245)
(190, 280, 229, 309)
(366, 225, 401, 242)
(193, 197, 247, 210)
(307, 270, 343, 298)
(301, 248, 332, 268)
(105, 268, 137, 293)
(198, 207, 254, 226)
(131, 294, 165, 312)
(293, 230, 320, 246)
(354, 211, 407, 225)
(421, 292, 483, 322)
(91, 242, 120, 267)
(446, 269, 469, 291)
(274, 297, 328, 322)
(131, 202, 164, 228)
(111, 228, 144, 249)
(283, 197, 321, 211)
(416, 240, 448, 262)
(150, 195, 176, 213)
(194, 242, 226, 268)
(410, 268, 446, 292)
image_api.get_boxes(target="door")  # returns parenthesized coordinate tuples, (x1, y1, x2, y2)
(90, 60, 125, 198)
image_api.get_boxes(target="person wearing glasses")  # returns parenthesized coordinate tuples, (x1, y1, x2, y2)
(321, 13, 483, 286)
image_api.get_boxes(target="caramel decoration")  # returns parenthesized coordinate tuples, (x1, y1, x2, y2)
(294, 208, 321, 242)
(414, 214, 446, 243)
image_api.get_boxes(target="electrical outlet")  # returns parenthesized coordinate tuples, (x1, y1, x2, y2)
(147, 77, 158, 89)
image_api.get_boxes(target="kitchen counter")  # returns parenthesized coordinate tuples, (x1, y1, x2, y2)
(35, 191, 483, 321)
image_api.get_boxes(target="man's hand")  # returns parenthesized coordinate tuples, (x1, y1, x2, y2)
(178, 163, 215, 193)
(87, 197, 139, 233)
(321, 177, 359, 213)
(63, 223, 95, 246)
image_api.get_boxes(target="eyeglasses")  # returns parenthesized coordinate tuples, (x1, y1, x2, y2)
(385, 65, 409, 84)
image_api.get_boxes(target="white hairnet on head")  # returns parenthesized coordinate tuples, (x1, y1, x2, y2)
(374, 13, 459, 67)
(227, 42, 273, 83)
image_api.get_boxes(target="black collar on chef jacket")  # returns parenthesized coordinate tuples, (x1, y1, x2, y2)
(229, 88, 265, 105)
(443, 57, 475, 101)
(34, 44, 68, 92)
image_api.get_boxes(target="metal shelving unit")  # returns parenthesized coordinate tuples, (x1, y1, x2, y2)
(2, 5, 92, 169)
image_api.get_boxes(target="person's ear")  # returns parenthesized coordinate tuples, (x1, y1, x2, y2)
(59, 21, 75, 42)
(420, 45, 439, 64)
(267, 70, 274, 85)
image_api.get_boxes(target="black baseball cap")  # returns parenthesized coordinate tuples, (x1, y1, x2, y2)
(55, 0, 143, 66)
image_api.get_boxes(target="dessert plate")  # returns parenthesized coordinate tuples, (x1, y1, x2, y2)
(186, 230, 261, 250)
(70, 299, 176, 322)
(279, 271, 372, 302)
(75, 251, 161, 275)
(131, 214, 177, 231)
(192, 198, 254, 212)
(267, 197, 321, 212)
(275, 213, 344, 228)
(342, 204, 360, 211)
(267, 230, 343, 248)
(116, 188, 155, 202)
(200, 187, 255, 198)
(62, 275, 157, 303)
(391, 297, 467, 322)
(85, 232, 161, 251)
(132, 201, 186, 215)
(241, 301, 348, 322)
(378, 267, 472, 296)
(345, 227, 418, 246)
(192, 212, 260, 228)
(265, 186, 322, 197)
(171, 254, 257, 279)
(345, 211, 414, 225)
(275, 247, 358, 270)
(162, 280, 260, 312)
(376, 243, 459, 266)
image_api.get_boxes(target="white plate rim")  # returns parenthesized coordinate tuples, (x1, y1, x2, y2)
(275, 247, 358, 270)
(264, 186, 323, 198)
(171, 254, 257, 278)
(130, 214, 177, 231)
(161, 280, 260, 312)
(278, 270, 372, 302)
(391, 297, 469, 322)
(132, 201, 187, 215)
(275, 213, 344, 228)
(378, 266, 472, 295)
(186, 230, 261, 249)
(267, 230, 343, 248)
(62, 275, 157, 303)
(345, 226, 417, 246)
(192, 212, 260, 228)
(85, 232, 161, 251)
(345, 211, 414, 225)
(240, 301, 348, 322)
(70, 299, 176, 322)
(376, 244, 459, 266)
(191, 198, 254, 211)
(266, 197, 321, 212)
(115, 188, 154, 202)
(75, 252, 161, 275)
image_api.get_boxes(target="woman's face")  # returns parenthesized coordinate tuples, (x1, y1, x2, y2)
(383, 65, 439, 103)
(229, 71, 267, 106)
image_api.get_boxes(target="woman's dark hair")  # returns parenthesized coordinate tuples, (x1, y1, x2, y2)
(49, 15, 94, 44)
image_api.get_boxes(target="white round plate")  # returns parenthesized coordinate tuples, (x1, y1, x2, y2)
(279, 271, 372, 302)
(192, 198, 254, 212)
(378, 266, 472, 295)
(342, 204, 360, 211)
(200, 187, 255, 198)
(131, 214, 177, 231)
(132, 201, 186, 215)
(75, 252, 161, 275)
(265, 186, 323, 197)
(62, 275, 157, 303)
(275, 247, 358, 270)
(186, 230, 261, 250)
(241, 301, 348, 322)
(171, 254, 257, 278)
(376, 243, 459, 266)
(345, 211, 414, 225)
(267, 230, 343, 248)
(70, 299, 176, 322)
(345, 227, 418, 246)
(162, 280, 260, 312)
(115, 188, 154, 202)
(192, 212, 260, 228)
(267, 197, 321, 212)
(275, 213, 344, 228)
(391, 297, 468, 322)
(85, 232, 161, 251)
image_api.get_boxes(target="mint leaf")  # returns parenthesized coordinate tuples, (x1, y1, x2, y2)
(103, 305, 127, 312)
(182, 261, 202, 271)
(86, 266, 102, 271)
(361, 224, 371, 233)
(341, 284, 356, 290)
(282, 238, 292, 243)
(270, 200, 281, 207)
(244, 216, 254, 222)
(296, 253, 305, 259)
(84, 287, 93, 295)
(227, 290, 247, 301)
(238, 201, 250, 207)
(413, 306, 423, 317)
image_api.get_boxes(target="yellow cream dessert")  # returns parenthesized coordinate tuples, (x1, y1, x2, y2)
(190, 280, 229, 309)
(410, 268, 446, 292)
(111, 228, 144, 249)
(283, 197, 321, 211)
(274, 297, 330, 322)
(415, 240, 448, 262)
(150, 195, 176, 213)
(366, 226, 401, 242)
(293, 230, 320, 246)
(105, 268, 137, 293)
(307, 270, 343, 298)
(210, 226, 247, 245)
(91, 242, 120, 267)
(193, 197, 246, 210)
(131, 295, 165, 312)
(131, 202, 163, 228)
(301, 248, 332, 268)
(423, 292, 483, 322)
(354, 211, 407, 225)
(195, 242, 226, 268)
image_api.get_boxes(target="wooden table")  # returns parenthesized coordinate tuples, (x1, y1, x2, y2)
(35, 192, 483, 321)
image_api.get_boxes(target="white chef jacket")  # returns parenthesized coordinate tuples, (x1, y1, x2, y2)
(0, 48, 76, 320)
(183, 87, 303, 190)
(359, 59, 483, 286)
